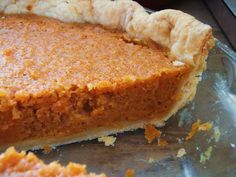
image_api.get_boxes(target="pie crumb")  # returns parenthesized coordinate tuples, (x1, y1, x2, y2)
(144, 124, 161, 144)
(198, 122, 213, 131)
(176, 148, 186, 158)
(213, 126, 221, 142)
(186, 120, 212, 140)
(158, 138, 168, 147)
(98, 136, 116, 146)
(43, 145, 52, 154)
(200, 146, 213, 164)
(125, 169, 135, 177)
(186, 120, 201, 140)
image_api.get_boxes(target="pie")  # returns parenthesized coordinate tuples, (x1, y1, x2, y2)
(0, 0, 214, 150)
(0, 147, 106, 177)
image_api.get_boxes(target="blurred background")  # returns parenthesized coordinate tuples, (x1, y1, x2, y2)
(135, 0, 236, 50)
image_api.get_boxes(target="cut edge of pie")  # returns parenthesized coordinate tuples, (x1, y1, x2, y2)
(0, 0, 214, 150)
(0, 147, 106, 177)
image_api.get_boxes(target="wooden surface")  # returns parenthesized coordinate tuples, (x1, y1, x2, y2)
(135, 0, 232, 48)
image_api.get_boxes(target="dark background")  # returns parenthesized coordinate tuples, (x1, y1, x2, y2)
(135, 0, 174, 9)
(134, 0, 235, 50)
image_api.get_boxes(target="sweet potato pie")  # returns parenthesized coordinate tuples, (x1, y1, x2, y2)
(0, 0, 214, 150)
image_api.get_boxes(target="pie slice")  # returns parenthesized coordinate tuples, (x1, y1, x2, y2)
(0, 147, 106, 177)
(0, 0, 214, 150)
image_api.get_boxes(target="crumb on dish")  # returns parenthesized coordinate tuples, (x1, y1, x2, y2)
(125, 169, 135, 177)
(186, 120, 212, 140)
(144, 124, 161, 144)
(213, 126, 221, 142)
(186, 120, 201, 140)
(43, 145, 52, 154)
(176, 148, 186, 158)
(98, 136, 116, 146)
(158, 138, 168, 147)
(198, 122, 213, 131)
(200, 146, 213, 164)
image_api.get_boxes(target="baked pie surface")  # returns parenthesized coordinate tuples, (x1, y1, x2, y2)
(0, 0, 214, 150)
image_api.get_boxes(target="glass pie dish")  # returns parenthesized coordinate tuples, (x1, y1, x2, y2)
(32, 37, 236, 177)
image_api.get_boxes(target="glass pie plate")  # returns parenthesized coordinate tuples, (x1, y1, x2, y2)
(33, 38, 236, 177)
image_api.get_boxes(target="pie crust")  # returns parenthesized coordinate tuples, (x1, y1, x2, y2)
(0, 0, 214, 150)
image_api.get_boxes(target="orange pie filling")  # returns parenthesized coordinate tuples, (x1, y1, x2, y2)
(0, 14, 191, 147)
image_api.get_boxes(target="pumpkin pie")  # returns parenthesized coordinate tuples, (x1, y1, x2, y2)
(0, 147, 106, 177)
(0, 0, 214, 150)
